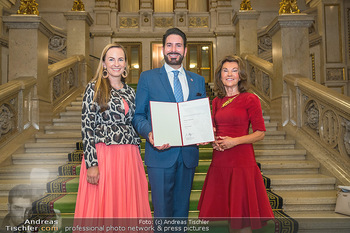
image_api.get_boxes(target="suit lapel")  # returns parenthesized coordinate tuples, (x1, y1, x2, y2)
(185, 70, 195, 101)
(159, 66, 176, 102)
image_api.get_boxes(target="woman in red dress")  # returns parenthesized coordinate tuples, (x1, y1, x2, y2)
(198, 55, 274, 233)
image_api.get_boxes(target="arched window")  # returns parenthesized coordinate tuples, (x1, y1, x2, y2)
(119, 0, 139, 12)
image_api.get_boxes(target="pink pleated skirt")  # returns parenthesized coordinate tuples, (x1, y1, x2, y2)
(74, 143, 152, 218)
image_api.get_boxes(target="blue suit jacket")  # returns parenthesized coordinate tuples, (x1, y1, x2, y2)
(132, 66, 206, 168)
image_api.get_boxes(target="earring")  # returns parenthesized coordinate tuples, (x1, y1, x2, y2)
(122, 69, 128, 78)
(102, 67, 108, 79)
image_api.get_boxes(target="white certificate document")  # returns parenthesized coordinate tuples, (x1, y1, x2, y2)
(150, 98, 215, 147)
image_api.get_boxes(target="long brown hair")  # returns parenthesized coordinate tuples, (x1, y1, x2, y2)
(92, 43, 128, 111)
(214, 55, 248, 98)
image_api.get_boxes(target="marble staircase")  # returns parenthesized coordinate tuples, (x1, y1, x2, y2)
(0, 91, 349, 232)
(0, 95, 83, 217)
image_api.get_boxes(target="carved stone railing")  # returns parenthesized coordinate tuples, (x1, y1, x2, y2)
(284, 74, 350, 184)
(48, 25, 67, 64)
(243, 53, 273, 110)
(0, 77, 37, 147)
(48, 55, 85, 113)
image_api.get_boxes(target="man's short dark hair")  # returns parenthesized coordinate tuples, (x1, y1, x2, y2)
(162, 28, 187, 47)
(8, 184, 32, 204)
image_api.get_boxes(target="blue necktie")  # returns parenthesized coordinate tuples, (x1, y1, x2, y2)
(172, 70, 183, 102)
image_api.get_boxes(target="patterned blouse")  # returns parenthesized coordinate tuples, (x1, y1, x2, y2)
(81, 82, 141, 169)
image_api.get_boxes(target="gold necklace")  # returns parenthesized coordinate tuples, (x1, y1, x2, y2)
(221, 94, 240, 108)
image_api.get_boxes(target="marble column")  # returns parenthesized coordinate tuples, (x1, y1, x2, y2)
(174, 0, 188, 29)
(139, 0, 153, 32)
(233, 10, 260, 56)
(3, 15, 53, 102)
(64, 11, 93, 86)
(266, 14, 314, 124)
(3, 15, 54, 127)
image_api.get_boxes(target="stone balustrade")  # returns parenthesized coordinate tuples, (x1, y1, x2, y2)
(48, 55, 85, 112)
(243, 53, 273, 109)
(0, 77, 37, 147)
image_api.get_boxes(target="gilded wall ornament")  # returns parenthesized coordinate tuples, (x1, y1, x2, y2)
(120, 17, 139, 28)
(72, 0, 85, 12)
(240, 0, 253, 11)
(154, 17, 173, 28)
(17, 0, 39, 15)
(189, 17, 209, 28)
(278, 0, 300, 14)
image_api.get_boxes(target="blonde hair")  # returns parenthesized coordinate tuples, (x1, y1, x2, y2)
(92, 43, 128, 111)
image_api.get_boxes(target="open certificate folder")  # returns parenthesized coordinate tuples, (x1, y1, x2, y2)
(150, 98, 215, 146)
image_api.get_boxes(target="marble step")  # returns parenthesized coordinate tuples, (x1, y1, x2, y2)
(253, 139, 296, 150)
(259, 160, 320, 175)
(44, 125, 81, 134)
(53, 117, 81, 124)
(287, 211, 350, 233)
(70, 102, 82, 106)
(65, 106, 82, 111)
(274, 190, 337, 211)
(268, 174, 336, 191)
(59, 111, 81, 117)
(24, 142, 76, 153)
(35, 132, 81, 143)
(255, 149, 306, 160)
(262, 131, 286, 140)
(12, 153, 68, 165)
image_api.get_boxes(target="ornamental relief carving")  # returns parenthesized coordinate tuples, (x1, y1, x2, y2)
(262, 72, 270, 96)
(304, 100, 319, 133)
(320, 110, 339, 148)
(119, 17, 139, 28)
(0, 104, 15, 139)
(258, 34, 272, 54)
(49, 35, 67, 55)
(154, 17, 173, 27)
(326, 68, 344, 81)
(189, 17, 209, 28)
(250, 66, 256, 86)
(342, 119, 350, 157)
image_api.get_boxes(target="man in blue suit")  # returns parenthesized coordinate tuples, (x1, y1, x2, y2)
(132, 28, 206, 219)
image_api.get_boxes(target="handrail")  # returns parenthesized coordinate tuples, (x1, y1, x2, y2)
(48, 55, 85, 78)
(284, 74, 350, 114)
(242, 53, 273, 76)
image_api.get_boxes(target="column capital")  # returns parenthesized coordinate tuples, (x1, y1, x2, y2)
(64, 11, 94, 26)
(266, 13, 314, 37)
(3, 15, 54, 38)
(233, 10, 260, 25)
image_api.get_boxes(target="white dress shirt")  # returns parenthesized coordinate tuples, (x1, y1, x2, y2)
(164, 63, 189, 101)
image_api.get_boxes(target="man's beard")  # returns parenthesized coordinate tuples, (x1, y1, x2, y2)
(164, 52, 184, 66)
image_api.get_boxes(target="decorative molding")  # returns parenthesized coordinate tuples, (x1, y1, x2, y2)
(266, 14, 314, 37)
(326, 68, 345, 81)
(49, 35, 66, 55)
(3, 15, 55, 39)
(310, 53, 315, 81)
(154, 17, 173, 27)
(189, 17, 208, 28)
(119, 17, 139, 28)
(320, 109, 339, 148)
(304, 100, 319, 133)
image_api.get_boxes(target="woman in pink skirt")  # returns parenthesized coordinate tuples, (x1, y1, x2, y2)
(74, 43, 151, 218)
